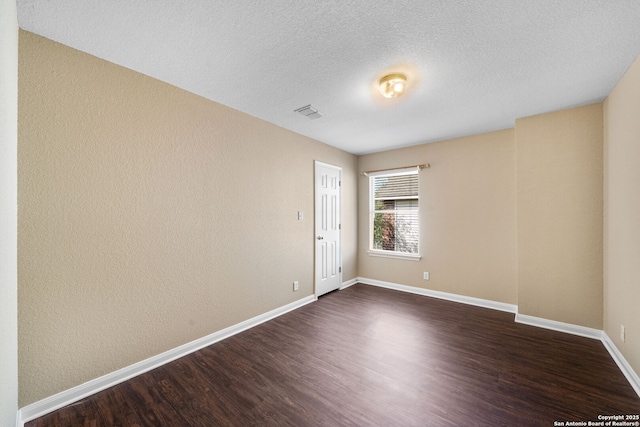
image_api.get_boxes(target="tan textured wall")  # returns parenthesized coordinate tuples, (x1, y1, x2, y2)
(604, 55, 640, 376)
(1, 0, 19, 424)
(516, 104, 603, 329)
(358, 130, 518, 304)
(18, 31, 357, 406)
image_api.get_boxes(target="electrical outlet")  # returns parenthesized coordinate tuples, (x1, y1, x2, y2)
(423, 272, 429, 280)
(297, 211, 303, 221)
(621, 325, 625, 342)
(293, 281, 299, 291)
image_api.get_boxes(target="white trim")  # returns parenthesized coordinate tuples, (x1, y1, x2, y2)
(314, 160, 343, 297)
(357, 277, 517, 313)
(366, 250, 421, 261)
(18, 295, 316, 425)
(358, 278, 639, 398)
(16, 281, 640, 425)
(340, 278, 358, 290)
(368, 168, 421, 260)
(602, 332, 640, 398)
(313, 160, 342, 171)
(514, 313, 603, 340)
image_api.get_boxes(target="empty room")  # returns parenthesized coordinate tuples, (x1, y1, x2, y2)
(2, 1, 640, 426)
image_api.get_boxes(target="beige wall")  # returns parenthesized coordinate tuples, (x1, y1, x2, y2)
(17, 26, 640, 409)
(604, 55, 640, 376)
(18, 31, 357, 406)
(358, 130, 518, 304)
(1, 0, 19, 425)
(358, 103, 606, 332)
(516, 104, 603, 329)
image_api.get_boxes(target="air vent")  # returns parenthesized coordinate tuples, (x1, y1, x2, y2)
(294, 104, 323, 120)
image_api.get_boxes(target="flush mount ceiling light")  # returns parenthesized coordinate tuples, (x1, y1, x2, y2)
(379, 73, 407, 98)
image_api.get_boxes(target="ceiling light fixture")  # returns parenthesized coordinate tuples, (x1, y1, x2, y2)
(379, 73, 407, 98)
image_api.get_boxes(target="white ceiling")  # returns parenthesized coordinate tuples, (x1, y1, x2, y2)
(17, 1, 640, 155)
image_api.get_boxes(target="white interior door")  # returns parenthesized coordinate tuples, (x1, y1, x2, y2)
(315, 161, 342, 297)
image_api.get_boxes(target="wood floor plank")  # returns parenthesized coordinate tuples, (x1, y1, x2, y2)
(26, 284, 639, 426)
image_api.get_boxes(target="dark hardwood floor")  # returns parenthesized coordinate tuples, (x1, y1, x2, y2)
(27, 284, 639, 426)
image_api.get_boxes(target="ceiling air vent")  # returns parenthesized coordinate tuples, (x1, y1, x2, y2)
(294, 104, 323, 120)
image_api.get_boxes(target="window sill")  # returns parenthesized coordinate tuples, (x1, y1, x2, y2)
(367, 250, 421, 261)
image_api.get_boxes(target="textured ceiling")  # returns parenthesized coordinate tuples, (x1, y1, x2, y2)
(17, 1, 640, 155)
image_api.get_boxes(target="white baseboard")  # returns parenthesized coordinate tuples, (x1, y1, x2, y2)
(18, 294, 316, 425)
(514, 313, 603, 340)
(17, 280, 640, 425)
(357, 277, 518, 313)
(340, 278, 358, 290)
(602, 332, 640, 397)
(358, 278, 639, 399)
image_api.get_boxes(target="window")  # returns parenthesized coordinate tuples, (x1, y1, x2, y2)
(369, 168, 420, 260)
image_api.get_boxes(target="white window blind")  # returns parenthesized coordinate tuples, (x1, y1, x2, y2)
(370, 170, 419, 255)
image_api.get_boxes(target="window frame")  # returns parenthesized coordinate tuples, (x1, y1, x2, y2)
(367, 167, 421, 261)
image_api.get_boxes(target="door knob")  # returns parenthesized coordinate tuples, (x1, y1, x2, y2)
(317, 236, 324, 240)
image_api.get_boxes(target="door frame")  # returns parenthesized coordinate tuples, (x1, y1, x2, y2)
(314, 161, 342, 298)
